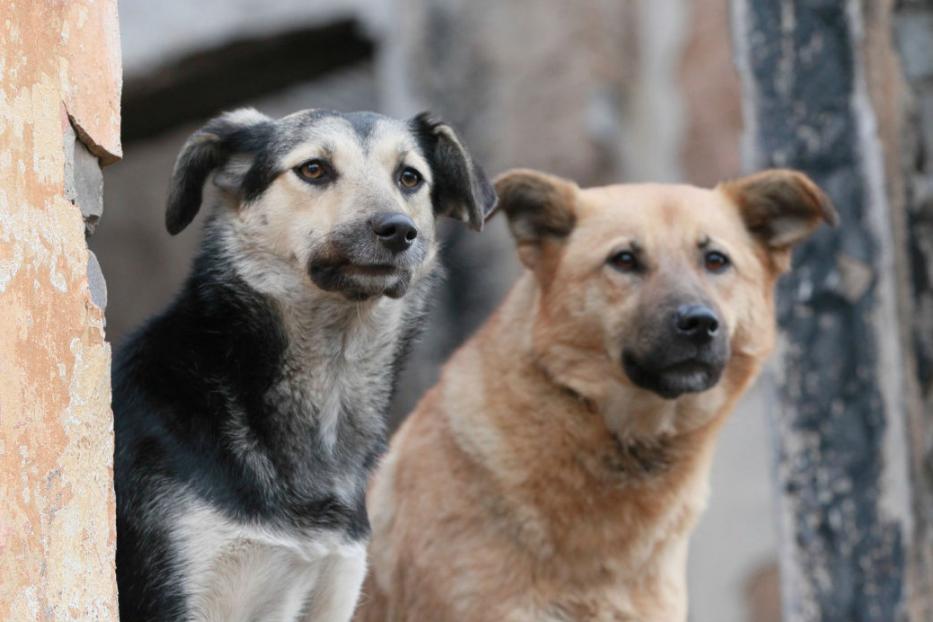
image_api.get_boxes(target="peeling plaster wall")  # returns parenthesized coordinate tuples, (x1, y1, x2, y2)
(0, 1, 121, 620)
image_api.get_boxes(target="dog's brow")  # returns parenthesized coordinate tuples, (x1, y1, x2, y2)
(285, 142, 336, 168)
(396, 148, 423, 169)
(319, 142, 336, 159)
(698, 236, 711, 249)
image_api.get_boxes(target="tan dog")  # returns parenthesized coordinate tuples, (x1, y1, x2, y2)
(355, 169, 836, 621)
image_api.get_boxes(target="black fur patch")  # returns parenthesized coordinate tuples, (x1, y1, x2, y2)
(411, 112, 497, 231)
(165, 114, 274, 234)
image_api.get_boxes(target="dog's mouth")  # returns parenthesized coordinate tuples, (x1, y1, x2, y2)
(622, 351, 727, 400)
(306, 225, 430, 301)
(308, 259, 413, 301)
(343, 263, 397, 277)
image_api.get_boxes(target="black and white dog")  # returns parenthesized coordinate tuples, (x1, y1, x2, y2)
(113, 108, 496, 621)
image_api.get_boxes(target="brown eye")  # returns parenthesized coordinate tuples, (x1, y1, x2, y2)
(609, 250, 640, 273)
(398, 167, 423, 191)
(704, 251, 731, 273)
(295, 159, 332, 184)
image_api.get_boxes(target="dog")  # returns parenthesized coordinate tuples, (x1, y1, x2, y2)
(355, 168, 836, 621)
(112, 107, 496, 621)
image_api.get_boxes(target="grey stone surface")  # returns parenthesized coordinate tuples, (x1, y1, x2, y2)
(64, 119, 108, 314)
(75, 141, 104, 234)
(63, 122, 104, 235)
(896, 1, 933, 617)
(86, 250, 107, 311)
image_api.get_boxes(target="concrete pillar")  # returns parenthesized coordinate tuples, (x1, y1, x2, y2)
(0, 1, 122, 619)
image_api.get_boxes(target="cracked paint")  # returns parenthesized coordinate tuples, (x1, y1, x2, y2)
(0, 1, 121, 620)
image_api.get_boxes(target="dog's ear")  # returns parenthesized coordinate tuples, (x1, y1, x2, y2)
(166, 108, 272, 235)
(494, 168, 578, 270)
(410, 113, 497, 232)
(720, 169, 838, 270)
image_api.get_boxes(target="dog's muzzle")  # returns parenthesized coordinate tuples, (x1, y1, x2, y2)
(621, 303, 730, 399)
(308, 214, 428, 301)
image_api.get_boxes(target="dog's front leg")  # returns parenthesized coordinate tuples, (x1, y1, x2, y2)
(302, 543, 368, 622)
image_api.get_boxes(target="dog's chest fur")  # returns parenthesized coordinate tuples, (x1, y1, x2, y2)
(175, 495, 362, 622)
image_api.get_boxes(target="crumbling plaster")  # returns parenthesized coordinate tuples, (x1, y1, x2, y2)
(0, 1, 121, 619)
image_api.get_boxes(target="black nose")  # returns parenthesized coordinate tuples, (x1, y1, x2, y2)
(371, 213, 418, 253)
(674, 304, 720, 342)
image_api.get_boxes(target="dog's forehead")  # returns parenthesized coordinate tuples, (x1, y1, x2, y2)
(276, 109, 417, 154)
(575, 184, 748, 245)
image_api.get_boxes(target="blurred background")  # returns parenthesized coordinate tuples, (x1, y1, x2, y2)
(90, 1, 933, 620)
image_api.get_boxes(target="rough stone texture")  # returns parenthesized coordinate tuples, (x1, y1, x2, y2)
(0, 1, 121, 620)
(732, 0, 919, 620)
(63, 122, 105, 236)
(893, 0, 933, 618)
(86, 250, 108, 313)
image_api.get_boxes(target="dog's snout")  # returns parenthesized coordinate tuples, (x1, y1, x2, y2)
(371, 213, 418, 253)
(674, 304, 720, 342)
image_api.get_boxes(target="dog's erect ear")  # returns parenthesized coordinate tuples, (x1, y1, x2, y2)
(165, 108, 272, 235)
(721, 169, 838, 263)
(410, 113, 497, 232)
(494, 169, 578, 270)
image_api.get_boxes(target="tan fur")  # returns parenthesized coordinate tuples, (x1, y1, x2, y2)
(356, 169, 835, 621)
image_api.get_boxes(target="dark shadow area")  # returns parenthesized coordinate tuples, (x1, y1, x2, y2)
(122, 19, 374, 143)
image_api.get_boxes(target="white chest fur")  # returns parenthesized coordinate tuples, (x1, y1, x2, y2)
(175, 500, 367, 622)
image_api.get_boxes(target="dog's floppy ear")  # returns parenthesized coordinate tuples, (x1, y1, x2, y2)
(720, 169, 838, 271)
(410, 113, 497, 232)
(165, 108, 272, 235)
(494, 168, 578, 270)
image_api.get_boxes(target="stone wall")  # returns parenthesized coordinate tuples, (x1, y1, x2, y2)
(0, 1, 121, 619)
(732, 0, 932, 619)
(894, 1, 933, 617)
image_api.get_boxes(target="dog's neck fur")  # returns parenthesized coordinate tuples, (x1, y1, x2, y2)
(447, 273, 759, 590)
(217, 214, 425, 452)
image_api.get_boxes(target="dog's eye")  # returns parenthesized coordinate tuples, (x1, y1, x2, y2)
(704, 251, 731, 273)
(609, 251, 640, 273)
(295, 160, 333, 184)
(398, 167, 423, 191)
